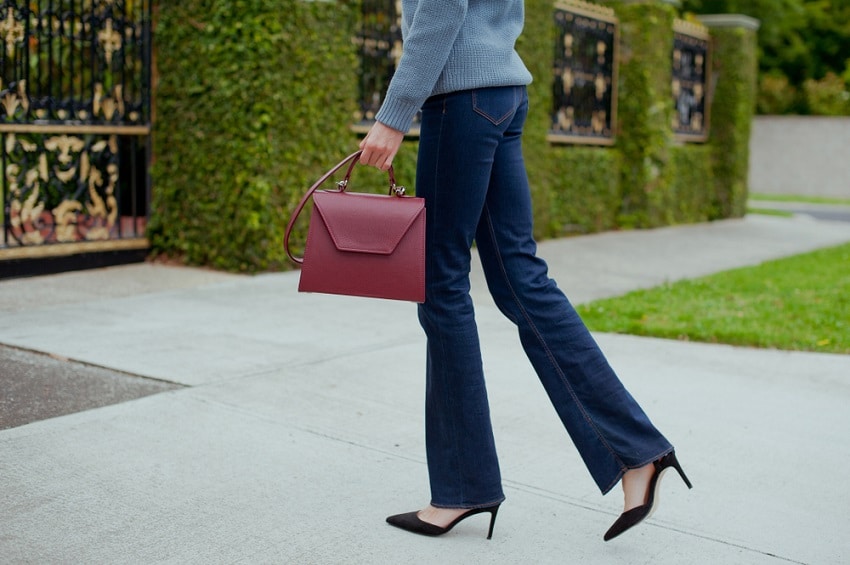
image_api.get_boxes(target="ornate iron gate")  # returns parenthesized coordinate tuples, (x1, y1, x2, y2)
(550, 1, 618, 145)
(0, 0, 151, 277)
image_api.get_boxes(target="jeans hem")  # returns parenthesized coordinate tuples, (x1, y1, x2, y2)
(430, 495, 506, 510)
(599, 446, 675, 495)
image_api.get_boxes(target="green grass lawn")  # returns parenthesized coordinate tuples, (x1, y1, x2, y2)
(576, 243, 850, 354)
(750, 193, 850, 206)
(746, 207, 794, 217)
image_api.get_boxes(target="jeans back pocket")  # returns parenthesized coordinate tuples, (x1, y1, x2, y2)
(471, 86, 521, 126)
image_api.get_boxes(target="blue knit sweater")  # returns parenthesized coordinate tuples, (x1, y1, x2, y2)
(375, 0, 533, 133)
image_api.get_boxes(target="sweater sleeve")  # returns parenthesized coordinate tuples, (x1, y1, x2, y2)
(374, 1, 468, 133)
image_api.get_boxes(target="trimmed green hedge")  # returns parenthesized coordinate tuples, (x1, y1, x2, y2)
(612, 2, 677, 228)
(150, 1, 362, 272)
(150, 0, 758, 272)
(522, 0, 622, 239)
(669, 145, 713, 223)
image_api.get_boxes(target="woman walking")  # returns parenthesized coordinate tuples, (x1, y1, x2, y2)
(358, 0, 691, 542)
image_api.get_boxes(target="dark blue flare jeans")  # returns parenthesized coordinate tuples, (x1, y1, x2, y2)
(415, 86, 672, 509)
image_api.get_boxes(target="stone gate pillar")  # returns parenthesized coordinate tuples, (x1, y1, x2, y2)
(699, 14, 761, 218)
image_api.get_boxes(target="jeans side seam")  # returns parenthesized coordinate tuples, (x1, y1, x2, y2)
(481, 206, 626, 473)
(427, 95, 467, 505)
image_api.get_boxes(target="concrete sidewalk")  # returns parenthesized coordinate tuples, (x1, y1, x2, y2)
(1, 214, 849, 564)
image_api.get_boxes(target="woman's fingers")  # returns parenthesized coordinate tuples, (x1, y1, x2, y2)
(359, 122, 405, 170)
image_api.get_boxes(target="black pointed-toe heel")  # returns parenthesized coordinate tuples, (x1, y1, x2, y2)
(386, 503, 501, 539)
(603, 451, 692, 542)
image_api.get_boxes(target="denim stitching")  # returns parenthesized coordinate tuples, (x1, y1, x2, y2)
(472, 89, 514, 126)
(426, 94, 469, 506)
(481, 204, 626, 481)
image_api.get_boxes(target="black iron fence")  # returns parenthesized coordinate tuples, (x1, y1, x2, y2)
(549, 1, 618, 145)
(672, 19, 711, 141)
(0, 0, 151, 273)
(353, 0, 711, 147)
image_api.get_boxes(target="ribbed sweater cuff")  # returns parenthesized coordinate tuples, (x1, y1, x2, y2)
(375, 98, 421, 134)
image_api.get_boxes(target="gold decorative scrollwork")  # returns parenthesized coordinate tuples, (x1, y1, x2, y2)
(564, 33, 574, 57)
(0, 3, 143, 125)
(98, 19, 123, 65)
(551, 2, 618, 145)
(54, 200, 84, 242)
(0, 7, 24, 55)
(94, 84, 126, 121)
(6, 132, 121, 246)
(9, 174, 46, 246)
(1, 80, 29, 119)
(1, 1, 150, 256)
(595, 74, 607, 100)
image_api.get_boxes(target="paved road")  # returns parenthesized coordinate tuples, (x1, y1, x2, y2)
(0, 345, 180, 430)
(751, 200, 850, 223)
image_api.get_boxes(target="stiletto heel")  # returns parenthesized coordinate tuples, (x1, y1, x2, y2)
(603, 451, 692, 542)
(386, 503, 502, 539)
(485, 504, 500, 540)
(669, 453, 692, 489)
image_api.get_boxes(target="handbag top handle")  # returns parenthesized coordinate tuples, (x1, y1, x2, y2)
(284, 150, 404, 264)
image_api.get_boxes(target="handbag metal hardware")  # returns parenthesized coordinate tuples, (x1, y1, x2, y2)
(339, 177, 406, 197)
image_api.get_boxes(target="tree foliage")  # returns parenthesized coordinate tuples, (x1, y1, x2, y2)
(681, 0, 850, 114)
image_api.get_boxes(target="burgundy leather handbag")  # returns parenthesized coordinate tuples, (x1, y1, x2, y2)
(284, 151, 426, 303)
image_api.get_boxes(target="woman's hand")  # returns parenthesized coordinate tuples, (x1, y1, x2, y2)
(359, 121, 405, 171)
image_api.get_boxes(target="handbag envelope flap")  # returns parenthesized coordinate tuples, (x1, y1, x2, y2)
(313, 191, 424, 255)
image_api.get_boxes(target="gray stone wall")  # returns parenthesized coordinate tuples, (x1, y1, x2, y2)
(748, 116, 850, 198)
